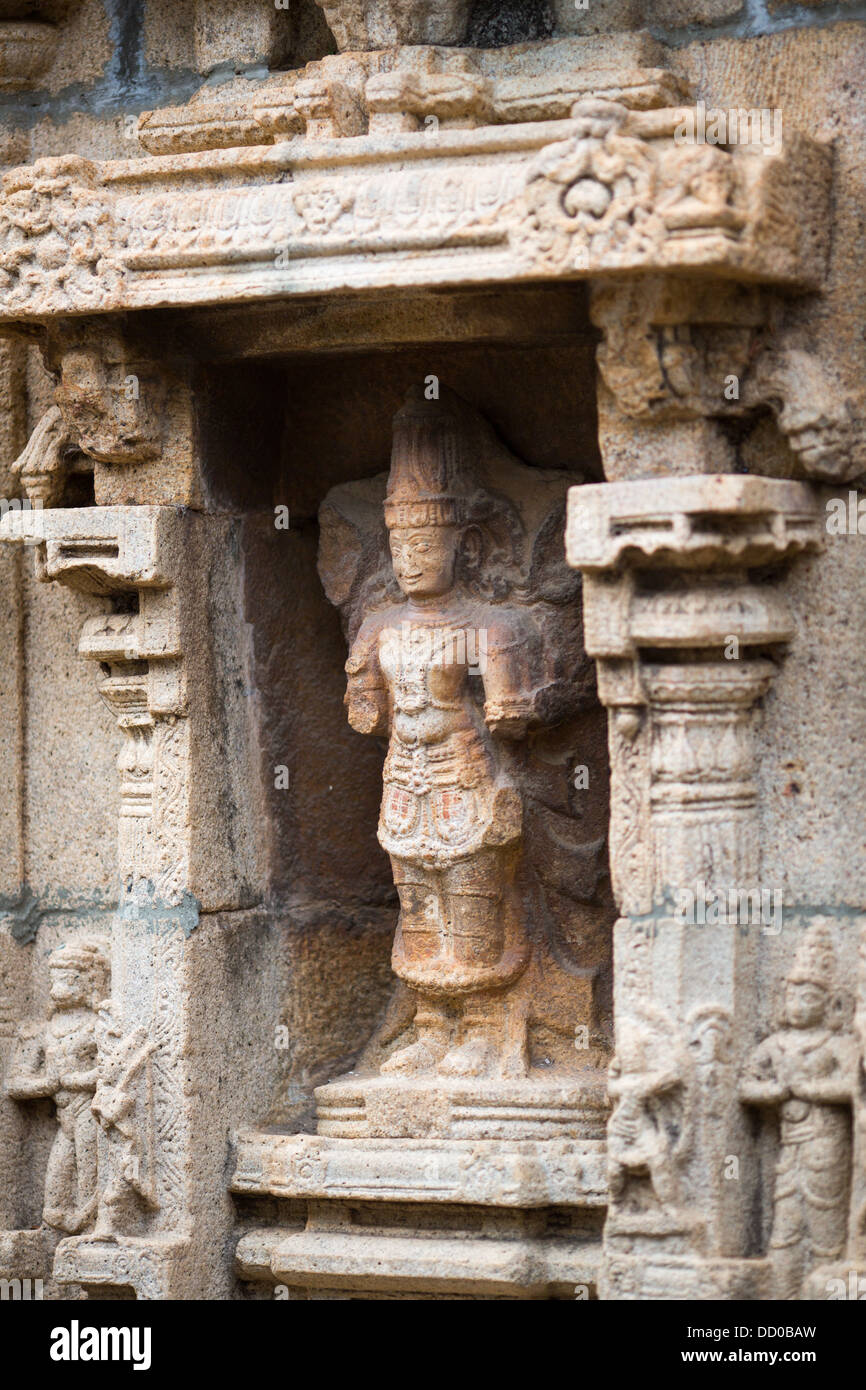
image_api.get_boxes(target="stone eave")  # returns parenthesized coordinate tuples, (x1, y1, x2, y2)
(0, 104, 831, 323)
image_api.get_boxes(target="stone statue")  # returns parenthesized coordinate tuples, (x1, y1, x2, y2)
(5, 938, 109, 1235)
(740, 921, 856, 1299)
(607, 1008, 693, 1212)
(91, 1005, 157, 1236)
(320, 386, 604, 1087)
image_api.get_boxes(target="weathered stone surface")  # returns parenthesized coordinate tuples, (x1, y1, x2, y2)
(0, 0, 862, 1310)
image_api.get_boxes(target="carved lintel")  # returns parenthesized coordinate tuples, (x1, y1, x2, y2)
(0, 157, 123, 317)
(511, 101, 830, 290)
(0, 76, 829, 323)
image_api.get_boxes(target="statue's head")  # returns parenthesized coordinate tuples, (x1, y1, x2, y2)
(49, 937, 110, 1012)
(385, 388, 481, 600)
(784, 921, 836, 1029)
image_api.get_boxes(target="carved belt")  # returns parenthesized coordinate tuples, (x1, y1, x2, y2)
(383, 730, 488, 795)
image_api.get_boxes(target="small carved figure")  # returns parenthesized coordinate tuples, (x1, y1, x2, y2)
(91, 1005, 157, 1236)
(5, 938, 109, 1234)
(10, 404, 76, 507)
(661, 146, 744, 237)
(607, 1009, 693, 1210)
(740, 921, 856, 1299)
(54, 333, 165, 464)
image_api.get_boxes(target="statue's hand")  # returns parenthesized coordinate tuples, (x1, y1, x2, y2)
(346, 693, 387, 735)
(486, 712, 528, 739)
(484, 698, 534, 739)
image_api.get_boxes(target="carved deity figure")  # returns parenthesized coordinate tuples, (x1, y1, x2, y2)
(332, 387, 595, 1080)
(5, 938, 109, 1234)
(607, 1009, 693, 1211)
(740, 922, 856, 1299)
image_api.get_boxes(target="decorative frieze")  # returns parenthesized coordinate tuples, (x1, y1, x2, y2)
(0, 39, 830, 322)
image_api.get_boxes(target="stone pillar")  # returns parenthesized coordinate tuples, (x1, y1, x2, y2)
(0, 503, 265, 1297)
(567, 475, 822, 1298)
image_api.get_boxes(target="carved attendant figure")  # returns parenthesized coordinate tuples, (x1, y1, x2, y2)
(740, 922, 855, 1299)
(344, 388, 554, 1078)
(5, 938, 109, 1234)
(92, 1005, 156, 1236)
(607, 1009, 693, 1211)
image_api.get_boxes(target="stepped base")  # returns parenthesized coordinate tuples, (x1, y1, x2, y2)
(232, 1127, 608, 1299)
(54, 1234, 190, 1301)
(313, 1069, 609, 1141)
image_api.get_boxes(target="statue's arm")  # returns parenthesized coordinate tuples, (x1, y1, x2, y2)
(60, 1065, 100, 1090)
(345, 617, 389, 736)
(794, 1037, 858, 1104)
(482, 614, 544, 739)
(5, 1070, 54, 1100)
(4, 1027, 52, 1099)
(739, 1039, 788, 1105)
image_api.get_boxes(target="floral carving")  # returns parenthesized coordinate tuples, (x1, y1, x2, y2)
(513, 100, 662, 274)
(0, 158, 122, 313)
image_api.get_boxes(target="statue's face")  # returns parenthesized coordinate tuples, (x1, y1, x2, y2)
(49, 965, 87, 1009)
(389, 525, 459, 598)
(785, 979, 826, 1029)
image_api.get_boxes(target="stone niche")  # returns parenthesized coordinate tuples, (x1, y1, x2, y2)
(205, 293, 619, 1299)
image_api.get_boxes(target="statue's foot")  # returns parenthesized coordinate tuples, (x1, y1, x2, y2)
(439, 1037, 497, 1078)
(500, 1049, 529, 1080)
(380, 1036, 446, 1075)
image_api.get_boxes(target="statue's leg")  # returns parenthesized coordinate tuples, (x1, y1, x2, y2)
(42, 1110, 77, 1232)
(71, 1101, 99, 1232)
(438, 850, 519, 1078)
(381, 858, 451, 1074)
(804, 1135, 849, 1268)
(768, 1171, 807, 1300)
(439, 990, 502, 1078)
(391, 856, 442, 966)
(648, 1146, 679, 1207)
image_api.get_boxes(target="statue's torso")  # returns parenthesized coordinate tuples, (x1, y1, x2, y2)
(45, 1010, 97, 1109)
(376, 612, 515, 867)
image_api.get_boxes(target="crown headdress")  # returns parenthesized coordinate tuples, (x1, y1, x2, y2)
(787, 920, 836, 990)
(384, 387, 476, 530)
(50, 937, 110, 998)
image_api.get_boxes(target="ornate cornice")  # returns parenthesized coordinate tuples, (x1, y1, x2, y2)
(0, 44, 831, 322)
